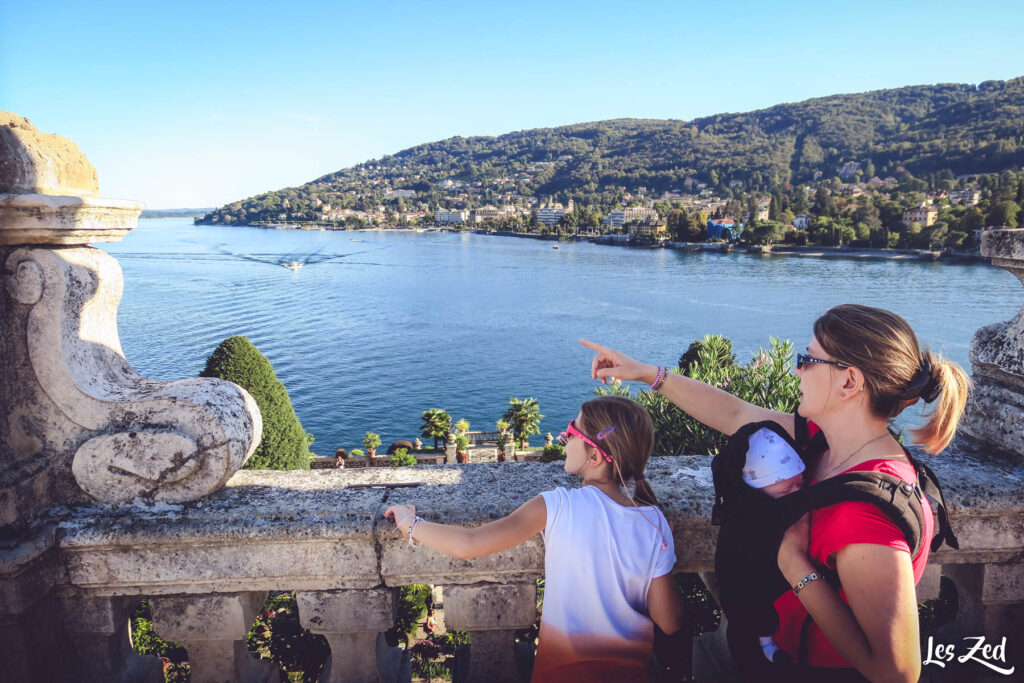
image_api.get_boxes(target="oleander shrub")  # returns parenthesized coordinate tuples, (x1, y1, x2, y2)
(597, 335, 800, 457)
(200, 335, 312, 470)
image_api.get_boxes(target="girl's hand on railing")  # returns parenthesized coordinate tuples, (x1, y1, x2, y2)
(580, 340, 658, 385)
(385, 504, 417, 540)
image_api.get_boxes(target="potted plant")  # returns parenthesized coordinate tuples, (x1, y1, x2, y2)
(455, 434, 470, 463)
(363, 432, 381, 458)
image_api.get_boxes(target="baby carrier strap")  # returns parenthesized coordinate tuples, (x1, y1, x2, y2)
(906, 454, 960, 551)
(785, 471, 927, 560)
(792, 409, 958, 553)
(793, 411, 828, 466)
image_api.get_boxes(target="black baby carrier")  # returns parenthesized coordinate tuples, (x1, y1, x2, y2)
(710, 416, 958, 682)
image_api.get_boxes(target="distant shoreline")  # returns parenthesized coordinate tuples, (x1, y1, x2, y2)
(193, 220, 989, 265)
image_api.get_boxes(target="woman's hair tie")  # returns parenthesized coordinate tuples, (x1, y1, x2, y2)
(898, 359, 941, 403)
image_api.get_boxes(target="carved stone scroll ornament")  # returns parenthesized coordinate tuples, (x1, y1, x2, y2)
(3, 245, 261, 504)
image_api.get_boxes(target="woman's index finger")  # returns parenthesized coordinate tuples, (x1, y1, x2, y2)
(580, 339, 611, 355)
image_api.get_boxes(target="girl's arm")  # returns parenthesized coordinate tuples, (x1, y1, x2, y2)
(779, 517, 921, 683)
(581, 340, 793, 437)
(646, 574, 687, 635)
(385, 495, 547, 560)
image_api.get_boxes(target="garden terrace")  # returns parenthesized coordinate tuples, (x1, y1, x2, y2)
(3, 113, 1024, 682)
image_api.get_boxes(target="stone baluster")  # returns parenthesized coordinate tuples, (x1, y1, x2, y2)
(149, 592, 278, 683)
(504, 441, 516, 462)
(444, 583, 537, 683)
(58, 592, 162, 682)
(296, 588, 405, 683)
(445, 433, 457, 464)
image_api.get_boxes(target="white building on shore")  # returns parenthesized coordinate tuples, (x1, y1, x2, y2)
(436, 209, 469, 225)
(602, 206, 659, 229)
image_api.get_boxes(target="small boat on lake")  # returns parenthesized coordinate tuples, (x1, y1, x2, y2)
(283, 261, 304, 271)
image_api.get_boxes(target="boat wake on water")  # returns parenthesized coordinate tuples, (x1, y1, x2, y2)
(205, 245, 392, 270)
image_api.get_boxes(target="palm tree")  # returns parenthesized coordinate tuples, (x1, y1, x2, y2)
(420, 409, 452, 450)
(502, 397, 544, 448)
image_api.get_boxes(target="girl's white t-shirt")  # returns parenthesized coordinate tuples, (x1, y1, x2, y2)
(533, 485, 676, 679)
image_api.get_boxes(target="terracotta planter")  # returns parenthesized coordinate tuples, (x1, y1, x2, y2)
(456, 451, 468, 463)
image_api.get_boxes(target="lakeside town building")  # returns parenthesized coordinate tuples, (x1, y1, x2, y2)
(435, 209, 469, 225)
(950, 189, 982, 206)
(629, 218, 667, 239)
(794, 213, 813, 230)
(602, 206, 659, 229)
(903, 203, 939, 228)
(535, 200, 574, 227)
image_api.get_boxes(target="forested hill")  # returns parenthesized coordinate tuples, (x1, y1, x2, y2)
(202, 77, 1024, 224)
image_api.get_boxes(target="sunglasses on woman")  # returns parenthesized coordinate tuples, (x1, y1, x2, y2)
(557, 420, 613, 462)
(796, 353, 848, 370)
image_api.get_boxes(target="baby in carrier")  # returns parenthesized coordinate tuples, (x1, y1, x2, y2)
(712, 421, 807, 672)
(738, 425, 805, 663)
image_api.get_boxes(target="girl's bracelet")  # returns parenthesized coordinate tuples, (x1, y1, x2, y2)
(396, 513, 415, 534)
(407, 516, 423, 547)
(792, 571, 825, 595)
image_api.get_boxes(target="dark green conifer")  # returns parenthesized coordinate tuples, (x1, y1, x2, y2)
(200, 336, 312, 470)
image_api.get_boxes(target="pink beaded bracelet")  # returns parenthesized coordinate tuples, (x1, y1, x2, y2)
(649, 366, 667, 391)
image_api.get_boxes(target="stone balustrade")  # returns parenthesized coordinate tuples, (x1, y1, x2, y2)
(4, 455, 1024, 681)
(4, 113, 1024, 681)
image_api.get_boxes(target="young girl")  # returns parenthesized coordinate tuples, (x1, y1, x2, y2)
(385, 396, 689, 682)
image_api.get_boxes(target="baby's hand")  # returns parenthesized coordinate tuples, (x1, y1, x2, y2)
(385, 504, 417, 540)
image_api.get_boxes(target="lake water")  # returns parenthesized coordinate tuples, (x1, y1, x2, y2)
(99, 219, 1021, 454)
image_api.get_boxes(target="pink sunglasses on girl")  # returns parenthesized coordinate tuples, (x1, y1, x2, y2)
(558, 420, 614, 462)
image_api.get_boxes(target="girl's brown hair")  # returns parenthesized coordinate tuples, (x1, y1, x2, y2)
(577, 395, 659, 505)
(813, 304, 972, 453)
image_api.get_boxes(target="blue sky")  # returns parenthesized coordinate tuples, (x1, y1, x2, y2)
(3, 1, 1023, 208)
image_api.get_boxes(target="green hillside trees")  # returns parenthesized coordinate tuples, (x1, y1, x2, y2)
(200, 335, 313, 470)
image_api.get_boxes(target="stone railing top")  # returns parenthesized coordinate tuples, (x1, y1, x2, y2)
(0, 111, 141, 245)
(47, 453, 1024, 598)
(1, 112, 98, 196)
(981, 228, 1024, 266)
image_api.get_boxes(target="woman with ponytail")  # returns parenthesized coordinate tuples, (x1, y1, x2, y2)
(583, 304, 970, 682)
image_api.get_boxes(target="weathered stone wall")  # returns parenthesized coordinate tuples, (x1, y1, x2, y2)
(961, 229, 1024, 463)
(0, 111, 263, 682)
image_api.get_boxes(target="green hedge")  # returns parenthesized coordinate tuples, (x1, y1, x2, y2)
(200, 336, 312, 470)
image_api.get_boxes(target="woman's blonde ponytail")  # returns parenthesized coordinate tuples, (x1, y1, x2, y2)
(911, 352, 973, 453)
